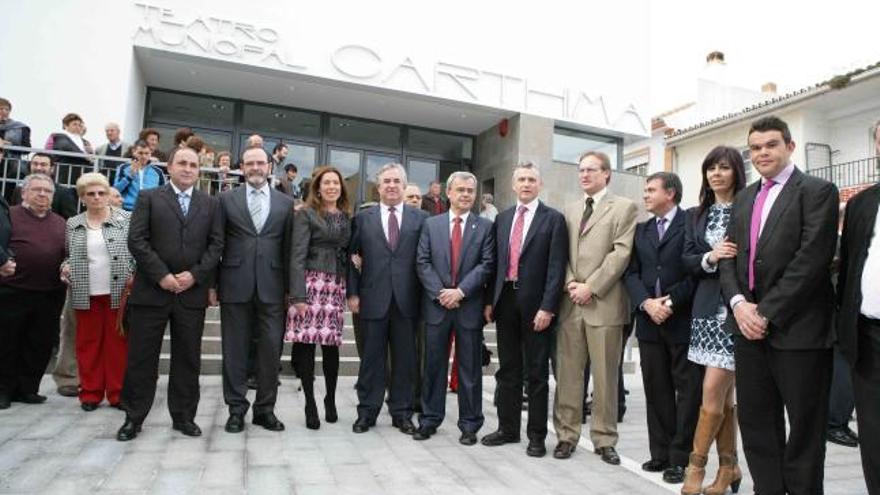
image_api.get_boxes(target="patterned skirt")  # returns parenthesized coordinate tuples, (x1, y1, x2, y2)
(284, 270, 345, 347)
(688, 312, 735, 371)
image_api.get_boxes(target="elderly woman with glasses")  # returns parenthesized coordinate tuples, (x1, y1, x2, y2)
(61, 172, 133, 411)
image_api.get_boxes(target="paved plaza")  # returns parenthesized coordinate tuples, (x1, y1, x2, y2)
(0, 369, 868, 494)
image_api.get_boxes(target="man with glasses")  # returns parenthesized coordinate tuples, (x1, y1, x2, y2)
(0, 174, 67, 409)
(553, 151, 638, 464)
(10, 153, 77, 219)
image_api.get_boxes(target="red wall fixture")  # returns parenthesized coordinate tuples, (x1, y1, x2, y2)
(498, 118, 509, 137)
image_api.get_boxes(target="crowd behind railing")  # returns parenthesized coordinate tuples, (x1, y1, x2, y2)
(2, 101, 880, 495)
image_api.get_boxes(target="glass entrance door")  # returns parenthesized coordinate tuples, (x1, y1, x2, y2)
(364, 153, 401, 204)
(327, 147, 362, 204)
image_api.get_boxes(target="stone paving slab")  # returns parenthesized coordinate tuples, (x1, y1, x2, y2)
(0, 372, 867, 494)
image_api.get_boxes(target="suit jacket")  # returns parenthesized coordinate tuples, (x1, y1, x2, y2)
(837, 183, 880, 365)
(289, 207, 351, 303)
(417, 212, 495, 327)
(488, 201, 568, 319)
(683, 206, 734, 332)
(347, 203, 429, 320)
(11, 182, 79, 219)
(216, 186, 294, 304)
(559, 191, 638, 326)
(719, 168, 838, 350)
(624, 208, 694, 343)
(127, 184, 224, 308)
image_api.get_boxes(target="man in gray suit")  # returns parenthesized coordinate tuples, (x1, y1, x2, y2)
(349, 163, 429, 434)
(212, 147, 294, 433)
(413, 171, 495, 445)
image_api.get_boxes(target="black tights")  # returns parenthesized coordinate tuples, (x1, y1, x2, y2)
(292, 343, 339, 403)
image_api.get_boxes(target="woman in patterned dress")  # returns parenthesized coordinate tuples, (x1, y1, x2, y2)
(286, 166, 351, 430)
(680, 146, 747, 495)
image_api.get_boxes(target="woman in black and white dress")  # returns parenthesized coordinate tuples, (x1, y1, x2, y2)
(680, 146, 747, 495)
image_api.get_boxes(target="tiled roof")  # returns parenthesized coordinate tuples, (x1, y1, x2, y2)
(667, 60, 880, 141)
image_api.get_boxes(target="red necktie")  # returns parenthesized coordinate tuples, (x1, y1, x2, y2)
(450, 216, 463, 285)
(507, 205, 527, 280)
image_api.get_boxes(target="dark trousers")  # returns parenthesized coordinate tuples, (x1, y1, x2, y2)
(420, 317, 484, 433)
(220, 299, 284, 417)
(355, 301, 417, 421)
(639, 336, 703, 467)
(854, 316, 880, 495)
(120, 301, 206, 424)
(734, 335, 832, 495)
(494, 284, 552, 441)
(0, 287, 65, 397)
(827, 345, 855, 431)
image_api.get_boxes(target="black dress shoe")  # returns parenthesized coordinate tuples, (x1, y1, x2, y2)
(392, 417, 417, 435)
(172, 421, 202, 437)
(352, 417, 372, 433)
(0, 395, 10, 410)
(412, 425, 437, 440)
(16, 393, 47, 404)
(116, 418, 142, 441)
(480, 430, 520, 446)
(662, 465, 685, 484)
(553, 441, 576, 459)
(826, 428, 859, 447)
(80, 402, 99, 412)
(526, 439, 547, 457)
(618, 404, 626, 423)
(641, 458, 669, 472)
(253, 412, 285, 431)
(459, 431, 477, 446)
(595, 446, 621, 465)
(225, 414, 245, 433)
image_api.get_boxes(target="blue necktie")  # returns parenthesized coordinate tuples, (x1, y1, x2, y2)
(177, 192, 189, 216)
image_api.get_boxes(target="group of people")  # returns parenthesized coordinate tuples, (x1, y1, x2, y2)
(1, 105, 879, 495)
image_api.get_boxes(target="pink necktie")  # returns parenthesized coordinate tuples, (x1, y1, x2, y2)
(507, 205, 527, 280)
(749, 180, 776, 291)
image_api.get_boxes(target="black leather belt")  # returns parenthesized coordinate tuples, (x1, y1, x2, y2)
(504, 280, 520, 290)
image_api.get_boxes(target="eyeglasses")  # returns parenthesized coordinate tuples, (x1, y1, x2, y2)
(84, 191, 107, 198)
(28, 187, 54, 195)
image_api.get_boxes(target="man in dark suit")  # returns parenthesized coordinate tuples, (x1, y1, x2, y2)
(117, 146, 224, 441)
(481, 162, 567, 457)
(420, 181, 448, 216)
(720, 116, 838, 494)
(348, 163, 429, 434)
(837, 119, 880, 495)
(624, 172, 701, 484)
(414, 171, 495, 445)
(213, 147, 293, 434)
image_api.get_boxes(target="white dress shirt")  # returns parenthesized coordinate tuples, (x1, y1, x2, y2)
(584, 187, 608, 210)
(380, 201, 404, 242)
(508, 199, 540, 249)
(246, 182, 271, 228)
(449, 211, 470, 235)
(861, 201, 880, 318)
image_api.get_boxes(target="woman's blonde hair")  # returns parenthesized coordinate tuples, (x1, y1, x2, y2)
(75, 172, 110, 197)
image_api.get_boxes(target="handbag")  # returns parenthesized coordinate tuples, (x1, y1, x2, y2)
(116, 277, 135, 336)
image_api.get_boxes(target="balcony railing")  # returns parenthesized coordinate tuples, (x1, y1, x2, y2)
(807, 156, 879, 189)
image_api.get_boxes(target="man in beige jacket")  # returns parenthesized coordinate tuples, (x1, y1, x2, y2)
(553, 151, 638, 464)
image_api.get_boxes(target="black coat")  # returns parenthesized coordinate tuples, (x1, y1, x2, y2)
(837, 183, 880, 366)
(719, 168, 839, 350)
(127, 184, 224, 309)
(682, 206, 734, 333)
(488, 201, 568, 320)
(347, 204, 429, 320)
(0, 196, 10, 265)
(624, 208, 694, 344)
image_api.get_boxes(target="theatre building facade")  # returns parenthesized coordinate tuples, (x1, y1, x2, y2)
(2, 0, 650, 209)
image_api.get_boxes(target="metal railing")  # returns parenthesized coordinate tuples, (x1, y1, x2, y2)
(807, 156, 879, 189)
(1, 145, 244, 204)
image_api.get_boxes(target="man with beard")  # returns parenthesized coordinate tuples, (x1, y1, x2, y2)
(213, 147, 294, 433)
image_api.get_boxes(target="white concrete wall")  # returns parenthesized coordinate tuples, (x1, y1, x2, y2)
(2, 0, 651, 146)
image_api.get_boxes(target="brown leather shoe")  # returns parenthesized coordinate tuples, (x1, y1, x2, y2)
(553, 441, 576, 459)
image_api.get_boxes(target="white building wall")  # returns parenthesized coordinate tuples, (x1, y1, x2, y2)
(828, 108, 880, 163)
(2, 0, 651, 147)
